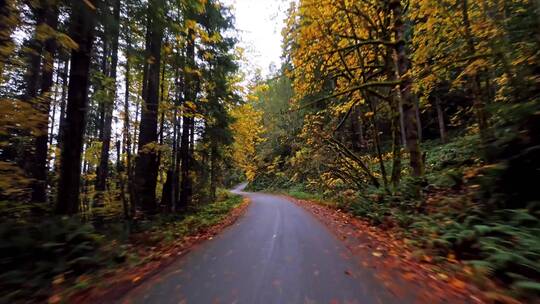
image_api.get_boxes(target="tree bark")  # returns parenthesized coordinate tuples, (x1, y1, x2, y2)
(390, 96, 402, 187)
(390, 0, 423, 177)
(31, 2, 59, 203)
(56, 0, 97, 215)
(133, 0, 164, 214)
(435, 96, 447, 143)
(95, 0, 121, 204)
(178, 26, 196, 210)
(123, 26, 135, 218)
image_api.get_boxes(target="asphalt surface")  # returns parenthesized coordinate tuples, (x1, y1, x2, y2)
(120, 185, 398, 304)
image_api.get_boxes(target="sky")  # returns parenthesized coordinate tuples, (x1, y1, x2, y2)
(223, 0, 289, 77)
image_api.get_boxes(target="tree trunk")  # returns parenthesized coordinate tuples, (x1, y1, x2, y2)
(209, 145, 218, 202)
(133, 0, 164, 214)
(435, 96, 447, 143)
(391, 0, 423, 177)
(31, 2, 59, 203)
(95, 0, 121, 205)
(415, 96, 422, 142)
(57, 59, 69, 145)
(56, 0, 97, 215)
(178, 27, 196, 210)
(123, 27, 135, 218)
(390, 97, 402, 187)
(48, 60, 61, 147)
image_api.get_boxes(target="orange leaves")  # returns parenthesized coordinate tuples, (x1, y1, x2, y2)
(449, 278, 467, 289)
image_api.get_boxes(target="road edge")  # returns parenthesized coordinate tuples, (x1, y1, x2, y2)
(67, 197, 251, 304)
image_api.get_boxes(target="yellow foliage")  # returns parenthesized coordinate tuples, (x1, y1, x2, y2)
(229, 103, 265, 181)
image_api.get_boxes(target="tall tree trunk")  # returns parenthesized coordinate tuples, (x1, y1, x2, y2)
(48, 59, 61, 147)
(132, 93, 140, 156)
(22, 4, 45, 199)
(95, 0, 121, 205)
(390, 97, 402, 187)
(56, 58, 69, 165)
(31, 2, 59, 203)
(123, 27, 135, 218)
(178, 27, 196, 210)
(391, 0, 424, 177)
(133, 0, 164, 214)
(56, 0, 97, 215)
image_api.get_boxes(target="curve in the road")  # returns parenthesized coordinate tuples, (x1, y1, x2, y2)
(120, 189, 400, 304)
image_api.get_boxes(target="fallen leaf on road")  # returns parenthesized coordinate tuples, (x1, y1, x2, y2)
(450, 278, 466, 289)
(48, 295, 61, 304)
(402, 272, 416, 281)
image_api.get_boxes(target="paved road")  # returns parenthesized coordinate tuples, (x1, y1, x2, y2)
(121, 185, 398, 304)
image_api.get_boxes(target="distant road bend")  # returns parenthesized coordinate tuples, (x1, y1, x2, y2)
(121, 184, 400, 304)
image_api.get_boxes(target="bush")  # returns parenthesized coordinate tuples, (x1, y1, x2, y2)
(0, 217, 110, 302)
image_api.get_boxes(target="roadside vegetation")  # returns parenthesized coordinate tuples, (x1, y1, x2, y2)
(0, 0, 250, 301)
(239, 1, 540, 302)
(1, 191, 243, 302)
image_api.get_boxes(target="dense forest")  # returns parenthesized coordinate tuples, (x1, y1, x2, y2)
(0, 0, 539, 303)
(1, 0, 247, 301)
(241, 0, 540, 302)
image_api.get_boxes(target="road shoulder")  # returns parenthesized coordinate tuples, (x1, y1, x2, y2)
(285, 195, 486, 304)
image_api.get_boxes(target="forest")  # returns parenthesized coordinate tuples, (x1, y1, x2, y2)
(0, 0, 539, 303)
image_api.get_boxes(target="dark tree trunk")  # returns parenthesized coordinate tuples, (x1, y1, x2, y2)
(56, 0, 97, 215)
(390, 97, 402, 187)
(435, 96, 447, 143)
(95, 0, 121, 204)
(209, 145, 218, 202)
(178, 27, 196, 210)
(390, 0, 423, 177)
(349, 106, 363, 152)
(133, 0, 164, 214)
(31, 3, 59, 203)
(415, 96, 422, 142)
(22, 4, 45, 200)
(48, 60, 61, 147)
(123, 27, 135, 218)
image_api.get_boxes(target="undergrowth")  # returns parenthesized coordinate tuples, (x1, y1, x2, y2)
(250, 133, 540, 301)
(0, 191, 243, 303)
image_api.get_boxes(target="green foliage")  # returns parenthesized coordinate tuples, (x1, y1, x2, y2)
(431, 208, 540, 299)
(0, 217, 109, 302)
(140, 193, 243, 245)
(0, 192, 244, 302)
(258, 131, 540, 299)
